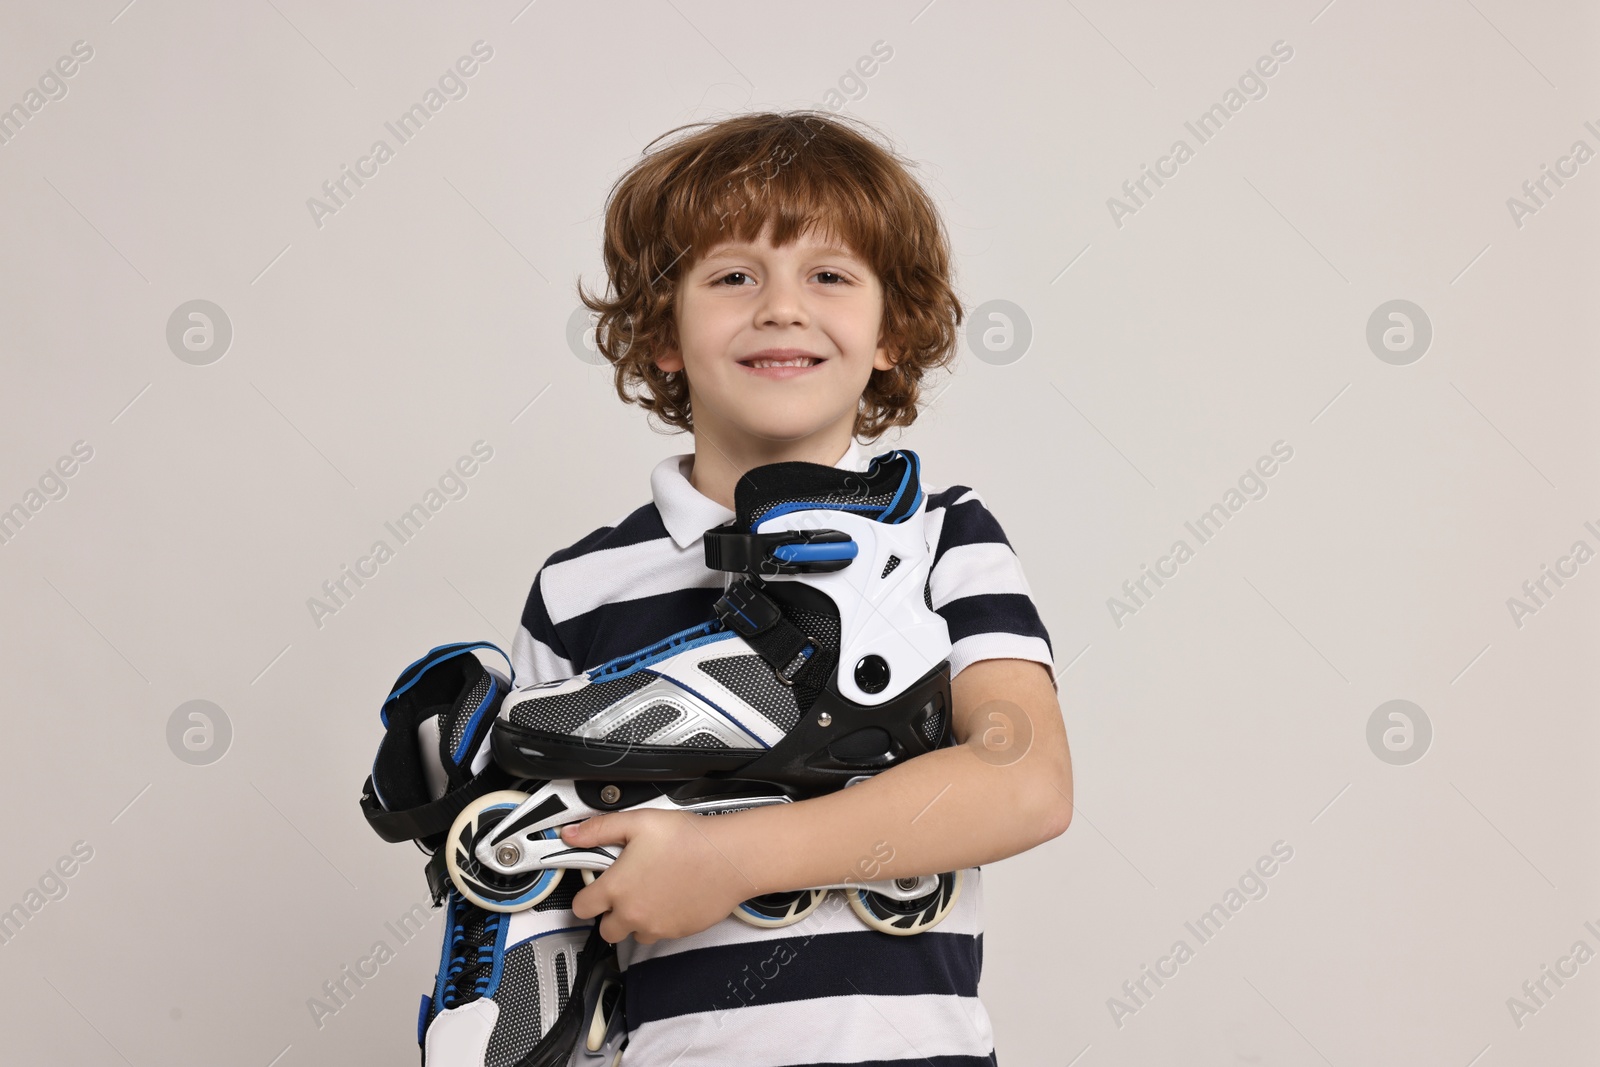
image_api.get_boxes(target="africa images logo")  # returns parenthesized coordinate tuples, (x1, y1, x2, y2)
(1106, 40, 1295, 229)
(305, 41, 494, 229)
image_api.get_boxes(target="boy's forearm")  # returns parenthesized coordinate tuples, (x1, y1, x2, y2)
(700, 728, 1072, 898)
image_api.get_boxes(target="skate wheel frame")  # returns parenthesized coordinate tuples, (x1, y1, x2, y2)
(847, 869, 963, 935)
(445, 790, 566, 913)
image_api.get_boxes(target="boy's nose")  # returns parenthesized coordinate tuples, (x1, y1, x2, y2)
(755, 278, 808, 328)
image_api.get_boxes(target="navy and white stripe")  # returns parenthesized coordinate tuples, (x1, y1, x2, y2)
(508, 441, 1053, 1066)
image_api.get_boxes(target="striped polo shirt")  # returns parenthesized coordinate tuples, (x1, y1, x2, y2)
(509, 439, 1055, 1066)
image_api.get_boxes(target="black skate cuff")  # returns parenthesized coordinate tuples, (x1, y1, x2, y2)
(360, 762, 512, 846)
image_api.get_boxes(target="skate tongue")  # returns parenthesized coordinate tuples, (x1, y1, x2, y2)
(730, 448, 922, 532)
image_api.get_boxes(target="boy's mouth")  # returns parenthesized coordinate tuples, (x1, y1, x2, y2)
(737, 349, 825, 375)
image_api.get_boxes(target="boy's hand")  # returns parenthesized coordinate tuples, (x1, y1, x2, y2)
(560, 808, 757, 945)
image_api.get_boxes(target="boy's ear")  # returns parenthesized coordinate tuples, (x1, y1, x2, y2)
(655, 347, 685, 374)
(872, 336, 899, 373)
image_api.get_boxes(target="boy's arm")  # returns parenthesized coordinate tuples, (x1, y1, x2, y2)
(562, 656, 1072, 942)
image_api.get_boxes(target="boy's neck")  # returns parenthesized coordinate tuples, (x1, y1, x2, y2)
(686, 431, 856, 513)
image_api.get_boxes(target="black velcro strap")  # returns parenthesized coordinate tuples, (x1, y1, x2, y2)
(712, 577, 831, 691)
(740, 609, 829, 689)
(744, 616, 806, 673)
(360, 763, 511, 844)
(713, 578, 782, 638)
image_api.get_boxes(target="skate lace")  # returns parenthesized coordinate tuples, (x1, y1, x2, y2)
(439, 906, 502, 1009)
(588, 618, 722, 680)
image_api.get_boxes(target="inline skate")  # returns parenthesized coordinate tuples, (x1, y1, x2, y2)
(446, 448, 964, 936)
(361, 642, 627, 1065)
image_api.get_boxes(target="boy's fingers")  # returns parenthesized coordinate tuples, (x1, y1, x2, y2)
(571, 876, 609, 921)
(563, 812, 630, 845)
(599, 908, 630, 945)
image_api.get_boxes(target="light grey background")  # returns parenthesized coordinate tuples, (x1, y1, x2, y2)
(2, 1, 1596, 1064)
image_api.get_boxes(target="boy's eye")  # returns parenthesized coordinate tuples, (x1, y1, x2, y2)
(716, 271, 751, 286)
(815, 271, 845, 284)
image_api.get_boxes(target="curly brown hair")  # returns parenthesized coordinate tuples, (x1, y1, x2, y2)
(577, 110, 963, 441)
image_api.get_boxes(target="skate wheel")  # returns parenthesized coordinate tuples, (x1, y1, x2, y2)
(446, 790, 564, 912)
(848, 869, 962, 935)
(733, 888, 828, 928)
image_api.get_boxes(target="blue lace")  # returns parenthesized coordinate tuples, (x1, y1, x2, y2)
(440, 908, 502, 1009)
(586, 618, 724, 680)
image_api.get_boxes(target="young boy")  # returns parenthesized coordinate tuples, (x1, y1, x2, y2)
(503, 111, 1073, 1064)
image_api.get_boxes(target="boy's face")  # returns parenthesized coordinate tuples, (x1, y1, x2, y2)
(654, 222, 896, 449)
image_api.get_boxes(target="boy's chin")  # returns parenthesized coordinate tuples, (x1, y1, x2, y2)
(723, 411, 837, 444)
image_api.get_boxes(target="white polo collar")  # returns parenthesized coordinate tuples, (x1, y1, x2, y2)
(651, 439, 872, 549)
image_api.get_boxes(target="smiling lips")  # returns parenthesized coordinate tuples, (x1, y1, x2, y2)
(738, 349, 825, 377)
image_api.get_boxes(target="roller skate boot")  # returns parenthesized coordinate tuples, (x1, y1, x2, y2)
(448, 449, 964, 935)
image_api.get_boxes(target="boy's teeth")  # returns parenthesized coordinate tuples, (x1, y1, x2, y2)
(749, 357, 815, 368)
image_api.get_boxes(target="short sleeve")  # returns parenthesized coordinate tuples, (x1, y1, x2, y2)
(925, 485, 1056, 690)
(509, 568, 577, 687)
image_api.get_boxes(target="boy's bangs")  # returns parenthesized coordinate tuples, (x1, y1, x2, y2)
(675, 148, 885, 275)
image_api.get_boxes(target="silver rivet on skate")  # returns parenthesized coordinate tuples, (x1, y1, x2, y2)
(817, 712, 832, 727)
(600, 784, 622, 805)
(896, 877, 919, 891)
(495, 844, 522, 867)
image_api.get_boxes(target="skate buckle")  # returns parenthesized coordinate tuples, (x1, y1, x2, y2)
(713, 579, 783, 637)
(704, 528, 856, 575)
(775, 644, 814, 687)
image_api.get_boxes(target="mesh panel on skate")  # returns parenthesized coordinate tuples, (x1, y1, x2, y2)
(679, 731, 731, 748)
(483, 940, 544, 1067)
(446, 669, 494, 761)
(924, 575, 933, 610)
(696, 654, 801, 733)
(881, 554, 901, 578)
(555, 951, 571, 1016)
(533, 876, 580, 912)
(734, 451, 920, 531)
(749, 488, 897, 528)
(920, 705, 943, 744)
(506, 671, 656, 733)
(599, 702, 681, 745)
(785, 605, 841, 655)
